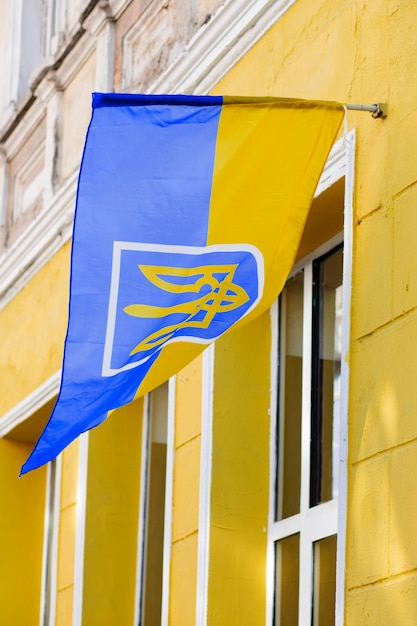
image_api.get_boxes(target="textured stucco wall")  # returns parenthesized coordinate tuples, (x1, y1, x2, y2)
(214, 0, 417, 622)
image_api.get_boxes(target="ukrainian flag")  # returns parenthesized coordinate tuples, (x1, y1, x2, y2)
(21, 94, 344, 473)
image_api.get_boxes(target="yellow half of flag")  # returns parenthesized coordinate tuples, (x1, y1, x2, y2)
(135, 96, 344, 396)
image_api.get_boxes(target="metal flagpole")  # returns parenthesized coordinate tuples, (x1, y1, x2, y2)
(345, 103, 387, 118)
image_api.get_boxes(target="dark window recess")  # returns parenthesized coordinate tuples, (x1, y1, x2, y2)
(310, 245, 343, 507)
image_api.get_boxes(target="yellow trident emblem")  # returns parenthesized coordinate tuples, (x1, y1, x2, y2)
(124, 264, 249, 355)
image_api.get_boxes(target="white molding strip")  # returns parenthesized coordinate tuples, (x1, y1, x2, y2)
(161, 376, 176, 626)
(107, 0, 132, 21)
(73, 431, 89, 626)
(0, 370, 61, 436)
(335, 128, 355, 626)
(0, 170, 77, 311)
(196, 343, 214, 626)
(149, 0, 296, 94)
(49, 456, 62, 626)
(39, 469, 50, 626)
(53, 23, 97, 91)
(266, 299, 279, 626)
(296, 259, 314, 626)
(133, 394, 150, 626)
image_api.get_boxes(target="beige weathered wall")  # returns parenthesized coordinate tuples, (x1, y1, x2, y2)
(5, 118, 46, 249)
(114, 0, 226, 91)
(61, 52, 97, 181)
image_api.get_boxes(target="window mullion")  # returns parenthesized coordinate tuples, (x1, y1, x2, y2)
(276, 290, 287, 521)
(298, 527, 314, 626)
(133, 395, 150, 626)
(270, 514, 302, 542)
(298, 261, 313, 626)
(160, 377, 176, 626)
(306, 499, 338, 542)
(299, 261, 313, 513)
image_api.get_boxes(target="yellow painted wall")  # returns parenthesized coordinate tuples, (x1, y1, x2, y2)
(0, 439, 46, 626)
(83, 399, 144, 626)
(56, 440, 80, 626)
(214, 0, 417, 623)
(170, 356, 203, 626)
(208, 313, 271, 624)
(0, 242, 70, 417)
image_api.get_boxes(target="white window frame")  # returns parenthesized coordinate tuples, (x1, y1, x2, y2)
(134, 379, 175, 626)
(39, 456, 62, 626)
(266, 131, 355, 626)
(43, 0, 67, 58)
(73, 432, 89, 626)
(196, 344, 214, 626)
(1, 0, 65, 118)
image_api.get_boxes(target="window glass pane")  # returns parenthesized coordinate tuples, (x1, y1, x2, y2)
(50, 0, 58, 39)
(276, 272, 303, 520)
(310, 247, 343, 506)
(274, 534, 300, 626)
(18, 0, 43, 100)
(141, 383, 168, 625)
(312, 535, 337, 626)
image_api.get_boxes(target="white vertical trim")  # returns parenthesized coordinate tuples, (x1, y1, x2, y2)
(0, 370, 61, 437)
(276, 292, 286, 521)
(297, 262, 314, 626)
(0, 150, 8, 227)
(94, 20, 115, 92)
(133, 395, 150, 626)
(299, 263, 313, 516)
(39, 455, 62, 626)
(48, 456, 61, 626)
(196, 344, 215, 626)
(335, 129, 355, 626)
(72, 432, 89, 626)
(266, 300, 279, 626)
(160, 376, 176, 626)
(39, 464, 52, 626)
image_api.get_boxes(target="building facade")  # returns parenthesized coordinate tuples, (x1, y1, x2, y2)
(0, 1, 415, 625)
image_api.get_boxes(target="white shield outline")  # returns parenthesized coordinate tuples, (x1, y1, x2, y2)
(102, 242, 264, 377)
